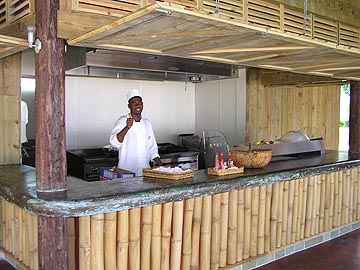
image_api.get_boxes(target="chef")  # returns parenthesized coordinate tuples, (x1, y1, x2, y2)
(109, 89, 162, 176)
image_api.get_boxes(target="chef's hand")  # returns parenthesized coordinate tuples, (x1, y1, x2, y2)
(153, 157, 163, 166)
(126, 116, 134, 129)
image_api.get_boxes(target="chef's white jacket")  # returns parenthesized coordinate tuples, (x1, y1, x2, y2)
(109, 115, 160, 176)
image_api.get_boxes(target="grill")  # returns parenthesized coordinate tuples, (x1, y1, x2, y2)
(67, 143, 199, 181)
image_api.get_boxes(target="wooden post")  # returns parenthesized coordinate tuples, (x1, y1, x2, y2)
(35, 0, 66, 192)
(35, 0, 68, 268)
(349, 81, 360, 153)
(38, 217, 69, 270)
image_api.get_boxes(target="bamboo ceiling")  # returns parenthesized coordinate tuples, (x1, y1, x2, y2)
(0, 0, 359, 81)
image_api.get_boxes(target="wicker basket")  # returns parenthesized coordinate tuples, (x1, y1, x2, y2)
(230, 147, 272, 168)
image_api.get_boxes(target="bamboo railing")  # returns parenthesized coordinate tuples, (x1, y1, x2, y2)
(1, 168, 360, 270)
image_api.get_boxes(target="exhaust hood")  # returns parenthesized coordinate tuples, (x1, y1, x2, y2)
(65, 46, 238, 82)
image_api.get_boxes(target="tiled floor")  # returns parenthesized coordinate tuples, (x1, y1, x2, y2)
(256, 228, 360, 270)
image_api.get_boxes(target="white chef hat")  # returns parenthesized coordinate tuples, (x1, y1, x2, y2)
(127, 89, 142, 102)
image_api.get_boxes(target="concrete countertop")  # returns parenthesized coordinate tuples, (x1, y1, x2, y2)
(1, 150, 360, 217)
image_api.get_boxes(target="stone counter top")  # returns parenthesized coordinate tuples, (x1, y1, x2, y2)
(1, 150, 360, 217)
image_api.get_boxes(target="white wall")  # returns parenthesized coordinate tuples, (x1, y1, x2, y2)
(65, 77, 195, 149)
(21, 50, 246, 150)
(195, 69, 246, 147)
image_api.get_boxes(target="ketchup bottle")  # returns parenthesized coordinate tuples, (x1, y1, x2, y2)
(227, 152, 233, 168)
(219, 152, 224, 169)
(214, 152, 220, 170)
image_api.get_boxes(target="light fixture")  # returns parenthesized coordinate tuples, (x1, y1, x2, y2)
(27, 25, 42, 54)
(155, 8, 172, 15)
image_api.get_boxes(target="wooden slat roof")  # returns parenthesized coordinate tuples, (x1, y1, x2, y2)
(0, 0, 359, 81)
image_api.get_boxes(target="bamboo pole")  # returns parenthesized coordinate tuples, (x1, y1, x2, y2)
(280, 181, 287, 246)
(129, 208, 141, 270)
(141, 206, 152, 270)
(227, 190, 238, 264)
(171, 201, 184, 270)
(151, 205, 161, 270)
(333, 172, 339, 227)
(315, 176, 322, 234)
(291, 180, 299, 243)
(305, 177, 314, 238)
(182, 199, 194, 270)
(351, 169, 357, 221)
(236, 189, 245, 261)
(296, 179, 304, 241)
(1, 200, 5, 249)
(28, 213, 37, 270)
(341, 171, 346, 225)
(257, 185, 266, 255)
(243, 188, 251, 257)
(13, 204, 19, 257)
(329, 173, 335, 229)
(23, 211, 30, 267)
(90, 214, 104, 270)
(350, 169, 356, 222)
(270, 183, 279, 250)
(338, 171, 344, 226)
(162, 202, 173, 270)
(264, 185, 272, 252)
(79, 216, 91, 270)
(319, 175, 326, 232)
(357, 168, 360, 220)
(3, 201, 9, 253)
(17, 206, 23, 262)
(343, 170, 351, 224)
(324, 174, 331, 231)
(300, 178, 308, 239)
(104, 212, 117, 270)
(200, 196, 212, 270)
(190, 197, 202, 270)
(68, 217, 76, 270)
(117, 210, 129, 270)
(311, 176, 318, 236)
(9, 202, 15, 253)
(250, 187, 259, 257)
(219, 192, 229, 266)
(287, 181, 295, 244)
(210, 194, 221, 270)
(33, 214, 39, 270)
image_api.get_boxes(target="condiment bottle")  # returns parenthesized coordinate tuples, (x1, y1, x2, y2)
(214, 152, 220, 170)
(227, 152, 234, 168)
(219, 152, 224, 169)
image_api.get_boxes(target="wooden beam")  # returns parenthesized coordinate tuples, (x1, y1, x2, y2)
(190, 46, 314, 54)
(67, 4, 160, 45)
(349, 80, 360, 153)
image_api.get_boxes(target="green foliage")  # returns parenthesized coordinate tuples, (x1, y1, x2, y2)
(342, 84, 350, 95)
(340, 121, 349, 127)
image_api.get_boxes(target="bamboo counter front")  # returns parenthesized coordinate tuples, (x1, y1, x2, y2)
(1, 150, 360, 270)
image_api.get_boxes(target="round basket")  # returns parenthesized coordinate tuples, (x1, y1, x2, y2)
(230, 149, 272, 168)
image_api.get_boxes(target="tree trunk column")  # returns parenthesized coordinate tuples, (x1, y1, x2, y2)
(349, 81, 360, 153)
(35, 0, 66, 192)
(35, 0, 68, 269)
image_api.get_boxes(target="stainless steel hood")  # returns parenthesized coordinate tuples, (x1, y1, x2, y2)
(65, 46, 238, 82)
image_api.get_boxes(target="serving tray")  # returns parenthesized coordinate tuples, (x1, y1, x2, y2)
(143, 168, 194, 180)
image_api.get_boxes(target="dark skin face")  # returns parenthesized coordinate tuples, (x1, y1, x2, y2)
(127, 96, 143, 125)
